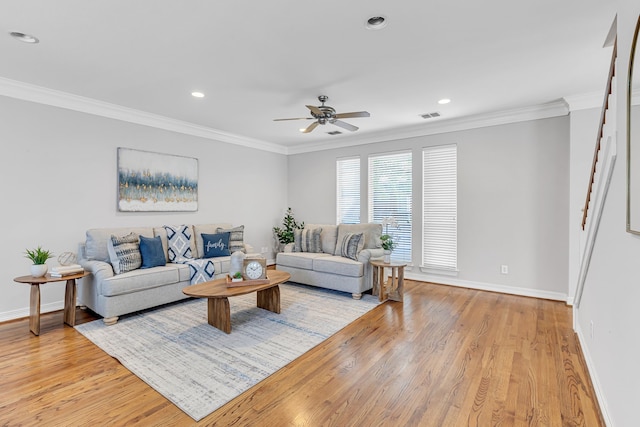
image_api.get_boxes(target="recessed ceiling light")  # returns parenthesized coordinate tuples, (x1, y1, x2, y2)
(438, 98, 451, 105)
(9, 31, 39, 44)
(365, 15, 387, 30)
(191, 92, 205, 98)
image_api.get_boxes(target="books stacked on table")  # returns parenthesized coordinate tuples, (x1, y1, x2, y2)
(50, 264, 84, 278)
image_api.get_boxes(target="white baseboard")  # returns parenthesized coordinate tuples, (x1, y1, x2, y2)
(404, 272, 568, 302)
(0, 300, 64, 323)
(573, 308, 612, 426)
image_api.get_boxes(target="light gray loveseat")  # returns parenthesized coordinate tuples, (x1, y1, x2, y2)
(276, 223, 384, 299)
(77, 223, 251, 325)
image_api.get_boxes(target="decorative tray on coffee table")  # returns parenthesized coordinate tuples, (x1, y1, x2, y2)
(225, 275, 270, 288)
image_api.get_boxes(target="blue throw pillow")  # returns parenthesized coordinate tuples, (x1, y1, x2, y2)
(139, 235, 166, 268)
(202, 232, 231, 258)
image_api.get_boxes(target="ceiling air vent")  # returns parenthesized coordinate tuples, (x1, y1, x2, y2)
(327, 131, 343, 135)
(421, 112, 441, 119)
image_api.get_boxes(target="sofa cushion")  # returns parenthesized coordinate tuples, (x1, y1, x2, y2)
(305, 224, 338, 255)
(202, 232, 231, 258)
(100, 264, 185, 296)
(108, 232, 142, 274)
(277, 252, 331, 270)
(294, 227, 323, 253)
(85, 227, 154, 262)
(337, 232, 365, 260)
(139, 235, 167, 269)
(164, 225, 195, 261)
(192, 223, 233, 258)
(313, 256, 364, 278)
(334, 223, 382, 255)
(216, 225, 245, 254)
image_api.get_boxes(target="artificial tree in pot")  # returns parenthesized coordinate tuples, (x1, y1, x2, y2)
(273, 207, 304, 252)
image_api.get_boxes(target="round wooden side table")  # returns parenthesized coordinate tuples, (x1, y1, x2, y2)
(13, 271, 89, 336)
(370, 259, 406, 302)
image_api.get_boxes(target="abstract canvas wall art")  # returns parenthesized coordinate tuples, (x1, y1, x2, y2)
(117, 148, 198, 212)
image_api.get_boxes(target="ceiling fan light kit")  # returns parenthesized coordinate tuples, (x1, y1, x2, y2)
(274, 95, 370, 134)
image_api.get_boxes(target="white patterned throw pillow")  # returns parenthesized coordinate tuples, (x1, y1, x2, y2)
(108, 232, 142, 274)
(164, 225, 194, 262)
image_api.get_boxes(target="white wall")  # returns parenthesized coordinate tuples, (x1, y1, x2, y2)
(0, 95, 287, 321)
(288, 117, 570, 300)
(574, 2, 640, 425)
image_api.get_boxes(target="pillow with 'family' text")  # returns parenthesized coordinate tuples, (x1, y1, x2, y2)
(201, 232, 231, 258)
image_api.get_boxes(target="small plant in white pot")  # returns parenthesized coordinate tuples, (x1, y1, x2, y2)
(25, 246, 54, 277)
(380, 235, 396, 263)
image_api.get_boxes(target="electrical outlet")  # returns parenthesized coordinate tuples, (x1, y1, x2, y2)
(501, 265, 509, 274)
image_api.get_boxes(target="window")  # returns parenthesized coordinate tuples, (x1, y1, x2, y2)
(368, 151, 412, 262)
(336, 157, 360, 224)
(422, 144, 457, 271)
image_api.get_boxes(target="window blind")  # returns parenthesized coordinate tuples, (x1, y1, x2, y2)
(368, 151, 412, 262)
(422, 144, 457, 271)
(336, 157, 360, 224)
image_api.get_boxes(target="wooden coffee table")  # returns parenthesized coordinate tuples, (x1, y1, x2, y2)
(182, 269, 291, 333)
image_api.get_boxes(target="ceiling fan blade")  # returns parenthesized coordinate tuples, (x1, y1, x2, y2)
(334, 111, 370, 119)
(273, 117, 314, 121)
(306, 105, 323, 116)
(332, 120, 359, 132)
(301, 121, 319, 133)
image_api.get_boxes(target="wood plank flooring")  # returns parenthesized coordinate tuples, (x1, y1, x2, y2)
(0, 280, 603, 426)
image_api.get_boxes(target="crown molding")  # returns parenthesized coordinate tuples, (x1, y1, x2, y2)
(563, 91, 606, 111)
(1, 76, 583, 157)
(287, 100, 570, 155)
(0, 77, 288, 155)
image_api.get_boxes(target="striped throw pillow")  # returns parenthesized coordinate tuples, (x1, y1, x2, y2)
(294, 227, 323, 253)
(339, 232, 364, 260)
(108, 232, 142, 274)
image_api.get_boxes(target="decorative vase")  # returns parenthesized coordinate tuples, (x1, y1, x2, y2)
(30, 264, 48, 278)
(383, 250, 391, 263)
(229, 251, 246, 277)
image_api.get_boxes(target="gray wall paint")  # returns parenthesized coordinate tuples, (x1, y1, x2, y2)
(1, 95, 287, 319)
(288, 117, 570, 297)
(574, 2, 640, 425)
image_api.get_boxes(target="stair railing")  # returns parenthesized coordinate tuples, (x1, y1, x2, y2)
(582, 42, 618, 230)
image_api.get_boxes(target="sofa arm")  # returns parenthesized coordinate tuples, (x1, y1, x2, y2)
(79, 259, 115, 281)
(358, 248, 385, 263)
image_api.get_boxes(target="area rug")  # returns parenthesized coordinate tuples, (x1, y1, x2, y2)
(75, 283, 380, 421)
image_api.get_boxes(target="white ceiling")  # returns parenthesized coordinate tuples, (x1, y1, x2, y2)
(1, 1, 616, 152)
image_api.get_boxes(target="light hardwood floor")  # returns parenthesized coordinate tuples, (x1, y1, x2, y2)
(0, 280, 603, 426)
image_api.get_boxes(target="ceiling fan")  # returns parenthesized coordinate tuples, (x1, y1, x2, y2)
(274, 95, 370, 133)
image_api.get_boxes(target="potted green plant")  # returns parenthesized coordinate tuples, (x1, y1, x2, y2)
(380, 234, 395, 263)
(273, 207, 304, 251)
(232, 271, 243, 282)
(25, 246, 54, 277)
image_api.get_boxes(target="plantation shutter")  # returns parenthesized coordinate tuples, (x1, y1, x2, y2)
(422, 144, 457, 271)
(336, 157, 360, 224)
(368, 151, 412, 262)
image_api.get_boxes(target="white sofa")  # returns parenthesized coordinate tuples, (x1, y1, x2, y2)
(77, 223, 251, 325)
(276, 223, 384, 299)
